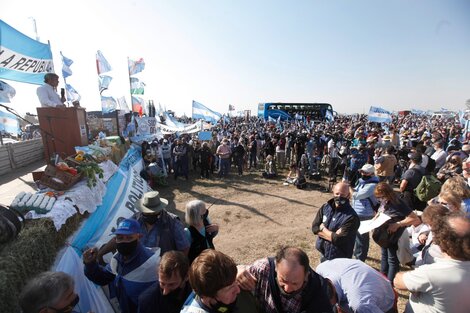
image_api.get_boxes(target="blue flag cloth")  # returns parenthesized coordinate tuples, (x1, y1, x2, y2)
(60, 51, 73, 78)
(325, 110, 334, 122)
(0, 109, 19, 136)
(96, 50, 112, 75)
(0, 20, 54, 85)
(0, 80, 16, 103)
(101, 96, 117, 114)
(98, 75, 113, 93)
(368, 106, 392, 123)
(128, 58, 145, 75)
(192, 100, 222, 124)
(65, 83, 81, 102)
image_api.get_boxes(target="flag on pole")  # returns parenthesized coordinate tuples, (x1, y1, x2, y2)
(96, 50, 112, 75)
(0, 20, 54, 85)
(325, 110, 334, 122)
(101, 96, 117, 114)
(367, 106, 392, 123)
(98, 75, 113, 93)
(117, 96, 129, 112)
(65, 83, 81, 102)
(60, 52, 73, 78)
(132, 96, 145, 116)
(228, 104, 235, 111)
(130, 77, 145, 95)
(192, 100, 222, 124)
(128, 58, 145, 75)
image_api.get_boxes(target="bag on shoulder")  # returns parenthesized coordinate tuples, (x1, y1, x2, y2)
(414, 174, 442, 202)
(372, 219, 405, 249)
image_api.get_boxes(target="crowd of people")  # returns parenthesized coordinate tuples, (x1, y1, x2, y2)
(18, 111, 470, 313)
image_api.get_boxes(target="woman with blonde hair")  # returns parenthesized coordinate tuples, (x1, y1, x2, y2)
(434, 176, 470, 217)
(184, 200, 219, 263)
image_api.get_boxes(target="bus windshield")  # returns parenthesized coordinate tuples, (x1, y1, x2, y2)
(257, 102, 333, 122)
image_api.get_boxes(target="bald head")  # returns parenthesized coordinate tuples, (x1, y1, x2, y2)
(333, 182, 350, 198)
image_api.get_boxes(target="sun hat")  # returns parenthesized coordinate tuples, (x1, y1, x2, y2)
(359, 164, 375, 175)
(135, 191, 168, 214)
(113, 219, 140, 235)
(383, 135, 391, 141)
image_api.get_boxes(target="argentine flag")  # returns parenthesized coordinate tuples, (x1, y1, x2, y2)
(368, 106, 392, 123)
(192, 100, 222, 124)
(325, 110, 334, 122)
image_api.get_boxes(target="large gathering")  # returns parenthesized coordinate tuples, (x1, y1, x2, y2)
(13, 97, 470, 313)
(1, 2, 470, 313)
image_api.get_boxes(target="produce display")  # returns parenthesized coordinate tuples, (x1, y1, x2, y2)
(10, 192, 56, 214)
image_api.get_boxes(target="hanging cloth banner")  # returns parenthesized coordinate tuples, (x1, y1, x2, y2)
(0, 20, 54, 85)
(156, 121, 201, 134)
(72, 146, 152, 251)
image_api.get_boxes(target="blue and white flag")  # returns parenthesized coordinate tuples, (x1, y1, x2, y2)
(325, 110, 334, 122)
(96, 50, 112, 75)
(0, 109, 19, 136)
(192, 100, 222, 124)
(98, 75, 113, 93)
(117, 96, 129, 112)
(368, 106, 392, 123)
(101, 96, 117, 114)
(163, 111, 185, 128)
(0, 20, 54, 85)
(61, 51, 73, 78)
(65, 83, 81, 102)
(128, 58, 145, 76)
(0, 80, 16, 103)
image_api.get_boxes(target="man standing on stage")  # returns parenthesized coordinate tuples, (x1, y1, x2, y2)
(36, 73, 66, 107)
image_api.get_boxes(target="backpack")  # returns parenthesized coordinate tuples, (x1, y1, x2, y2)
(414, 174, 442, 202)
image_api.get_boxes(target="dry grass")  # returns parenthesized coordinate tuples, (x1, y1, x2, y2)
(161, 168, 410, 311)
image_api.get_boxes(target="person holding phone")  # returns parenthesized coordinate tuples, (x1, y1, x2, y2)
(36, 73, 66, 107)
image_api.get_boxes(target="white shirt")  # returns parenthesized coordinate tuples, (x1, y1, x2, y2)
(404, 258, 470, 313)
(36, 84, 63, 107)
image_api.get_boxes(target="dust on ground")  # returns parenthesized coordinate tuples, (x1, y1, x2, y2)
(160, 168, 410, 310)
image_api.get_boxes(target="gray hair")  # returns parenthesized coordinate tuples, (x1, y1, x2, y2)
(185, 200, 206, 226)
(44, 73, 59, 83)
(19, 271, 74, 313)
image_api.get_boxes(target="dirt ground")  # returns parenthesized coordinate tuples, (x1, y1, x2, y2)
(159, 167, 410, 311)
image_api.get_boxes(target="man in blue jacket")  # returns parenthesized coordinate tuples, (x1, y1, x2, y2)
(351, 164, 379, 261)
(312, 182, 360, 261)
(83, 218, 159, 313)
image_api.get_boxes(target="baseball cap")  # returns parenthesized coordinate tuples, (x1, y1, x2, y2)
(113, 219, 141, 235)
(359, 164, 375, 175)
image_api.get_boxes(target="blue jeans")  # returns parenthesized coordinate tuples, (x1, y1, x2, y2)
(381, 246, 399, 283)
(354, 216, 373, 262)
(219, 158, 230, 177)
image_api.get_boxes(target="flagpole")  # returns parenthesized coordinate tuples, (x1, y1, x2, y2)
(127, 57, 134, 115)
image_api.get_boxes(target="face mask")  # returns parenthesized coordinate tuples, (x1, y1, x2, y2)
(52, 295, 79, 313)
(334, 196, 348, 207)
(212, 299, 237, 313)
(142, 213, 159, 225)
(361, 174, 370, 180)
(116, 240, 138, 256)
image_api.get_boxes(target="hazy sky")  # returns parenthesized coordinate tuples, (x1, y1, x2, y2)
(2, 0, 470, 117)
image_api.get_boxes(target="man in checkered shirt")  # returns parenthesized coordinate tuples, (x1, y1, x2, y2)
(236, 246, 333, 313)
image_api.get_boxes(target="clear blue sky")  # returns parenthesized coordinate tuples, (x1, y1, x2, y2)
(2, 0, 470, 117)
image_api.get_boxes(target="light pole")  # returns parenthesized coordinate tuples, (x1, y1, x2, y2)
(28, 17, 39, 41)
